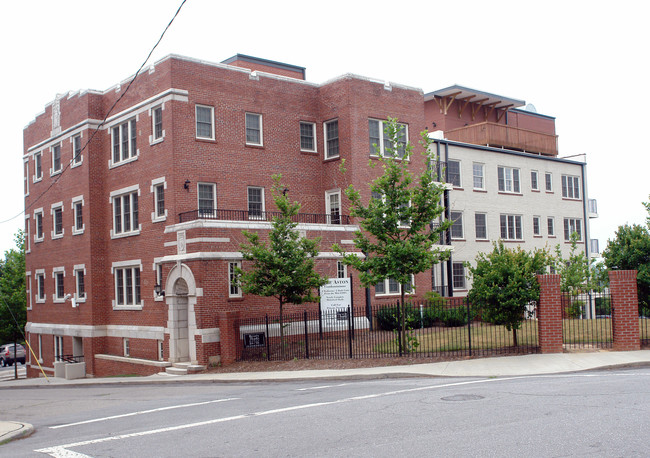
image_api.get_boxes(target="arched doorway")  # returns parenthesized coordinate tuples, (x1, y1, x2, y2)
(165, 263, 198, 363)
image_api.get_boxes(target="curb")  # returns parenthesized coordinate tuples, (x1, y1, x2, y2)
(0, 422, 34, 445)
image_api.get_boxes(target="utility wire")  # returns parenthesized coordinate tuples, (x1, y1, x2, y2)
(0, 0, 188, 225)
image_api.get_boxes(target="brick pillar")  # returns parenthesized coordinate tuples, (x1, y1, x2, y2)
(537, 274, 563, 353)
(217, 311, 240, 365)
(609, 270, 640, 351)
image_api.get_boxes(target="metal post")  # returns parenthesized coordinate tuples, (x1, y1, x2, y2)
(265, 315, 271, 361)
(304, 310, 309, 359)
(349, 274, 355, 340)
(347, 306, 353, 359)
(397, 300, 403, 357)
(318, 306, 323, 339)
(466, 297, 472, 357)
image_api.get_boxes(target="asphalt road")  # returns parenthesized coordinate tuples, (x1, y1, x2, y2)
(2, 368, 650, 457)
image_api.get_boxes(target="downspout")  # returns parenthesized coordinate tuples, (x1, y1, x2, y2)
(581, 162, 590, 262)
(444, 142, 454, 297)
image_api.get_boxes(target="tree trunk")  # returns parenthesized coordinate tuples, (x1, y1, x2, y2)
(512, 328, 518, 347)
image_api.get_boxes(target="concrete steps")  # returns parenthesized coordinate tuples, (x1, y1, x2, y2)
(163, 362, 206, 376)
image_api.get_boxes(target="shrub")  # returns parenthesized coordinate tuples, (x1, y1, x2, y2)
(376, 306, 419, 331)
(442, 306, 472, 327)
(594, 296, 611, 316)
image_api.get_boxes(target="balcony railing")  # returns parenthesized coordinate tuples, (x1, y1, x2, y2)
(179, 209, 351, 225)
(446, 122, 558, 156)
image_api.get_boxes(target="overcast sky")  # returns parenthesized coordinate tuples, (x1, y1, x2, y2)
(1, 0, 647, 256)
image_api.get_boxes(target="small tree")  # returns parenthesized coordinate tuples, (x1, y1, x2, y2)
(334, 118, 450, 354)
(238, 176, 328, 353)
(0, 230, 26, 344)
(553, 231, 597, 317)
(468, 241, 550, 346)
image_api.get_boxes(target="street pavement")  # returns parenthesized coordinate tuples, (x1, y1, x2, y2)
(2, 349, 650, 444)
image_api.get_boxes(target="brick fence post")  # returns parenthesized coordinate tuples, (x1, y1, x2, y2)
(609, 270, 640, 351)
(537, 274, 563, 353)
(217, 311, 240, 365)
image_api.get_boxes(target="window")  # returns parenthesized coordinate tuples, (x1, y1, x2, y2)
(475, 213, 487, 240)
(500, 214, 523, 240)
(26, 272, 32, 310)
(472, 163, 484, 190)
(114, 265, 142, 308)
(112, 190, 139, 236)
(25, 217, 31, 253)
(247, 187, 265, 219)
(158, 340, 164, 361)
(36, 271, 45, 302)
(564, 218, 582, 241)
(123, 338, 130, 357)
(154, 262, 164, 298)
(545, 172, 553, 192)
(337, 261, 347, 279)
(450, 211, 464, 239)
(52, 204, 63, 238)
(196, 105, 214, 139)
(561, 175, 581, 199)
(452, 263, 466, 289)
(324, 119, 339, 159)
(326, 190, 341, 224)
(198, 183, 216, 217)
(154, 184, 165, 218)
(376, 276, 414, 296)
(72, 196, 84, 234)
(74, 266, 86, 301)
(368, 119, 407, 158)
(54, 336, 63, 361)
(111, 119, 137, 165)
(34, 152, 42, 181)
(547, 217, 555, 237)
(34, 210, 44, 241)
(300, 122, 316, 152)
(152, 105, 163, 141)
(54, 268, 65, 301)
(52, 143, 61, 174)
(228, 262, 242, 298)
(72, 135, 82, 165)
(24, 159, 29, 196)
(533, 216, 541, 236)
(497, 166, 520, 193)
(245, 113, 263, 146)
(590, 239, 600, 254)
(531, 170, 539, 191)
(447, 160, 461, 187)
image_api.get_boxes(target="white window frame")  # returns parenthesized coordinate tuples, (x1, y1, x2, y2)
(337, 261, 347, 279)
(71, 133, 83, 167)
(531, 170, 539, 191)
(38, 334, 43, 363)
(375, 275, 415, 296)
(247, 186, 265, 220)
(564, 218, 583, 242)
(452, 262, 466, 290)
(198, 182, 217, 217)
(450, 211, 464, 240)
(34, 208, 44, 243)
(561, 175, 581, 200)
(195, 104, 214, 140)
(228, 261, 242, 298)
(74, 264, 86, 303)
(71, 195, 85, 235)
(547, 217, 555, 237)
(497, 166, 521, 193)
(368, 119, 408, 159)
(123, 338, 130, 357)
(112, 260, 143, 310)
(26, 272, 32, 310)
(110, 185, 141, 238)
(25, 216, 31, 253)
(35, 269, 46, 303)
(158, 340, 164, 361)
(110, 118, 138, 167)
(324, 119, 339, 159)
(472, 163, 485, 190)
(151, 104, 165, 144)
(245, 112, 263, 146)
(475, 212, 488, 240)
(533, 215, 541, 236)
(446, 160, 461, 187)
(51, 202, 64, 239)
(51, 143, 62, 175)
(54, 335, 64, 361)
(299, 121, 317, 152)
(151, 177, 167, 222)
(500, 214, 523, 241)
(545, 172, 553, 192)
(326, 189, 342, 225)
(154, 261, 164, 301)
(24, 158, 29, 197)
(52, 266, 66, 303)
(34, 151, 43, 182)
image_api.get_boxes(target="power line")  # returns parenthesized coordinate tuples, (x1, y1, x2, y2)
(1, 0, 188, 225)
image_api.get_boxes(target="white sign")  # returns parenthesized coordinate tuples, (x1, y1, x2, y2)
(320, 278, 351, 317)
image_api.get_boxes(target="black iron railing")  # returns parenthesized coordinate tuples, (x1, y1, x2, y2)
(179, 209, 351, 225)
(56, 354, 85, 363)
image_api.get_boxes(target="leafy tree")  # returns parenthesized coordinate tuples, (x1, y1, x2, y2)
(238, 176, 328, 352)
(468, 241, 550, 346)
(334, 118, 450, 354)
(553, 232, 598, 317)
(602, 198, 650, 315)
(0, 230, 26, 344)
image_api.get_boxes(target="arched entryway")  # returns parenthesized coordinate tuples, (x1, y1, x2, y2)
(165, 263, 198, 363)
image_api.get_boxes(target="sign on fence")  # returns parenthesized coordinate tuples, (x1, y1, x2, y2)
(320, 278, 351, 320)
(243, 332, 266, 348)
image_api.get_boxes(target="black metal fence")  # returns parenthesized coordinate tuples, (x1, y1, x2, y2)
(237, 299, 539, 362)
(178, 208, 351, 225)
(561, 292, 613, 349)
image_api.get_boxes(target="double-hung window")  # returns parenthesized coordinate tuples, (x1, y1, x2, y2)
(196, 105, 214, 140)
(198, 183, 216, 218)
(52, 143, 61, 174)
(452, 263, 466, 289)
(533, 216, 541, 236)
(368, 119, 407, 158)
(74, 266, 86, 301)
(500, 214, 523, 240)
(564, 218, 582, 241)
(228, 261, 242, 298)
(475, 213, 487, 240)
(34, 210, 44, 241)
(114, 263, 142, 308)
(150, 178, 166, 222)
(447, 160, 461, 187)
(547, 217, 555, 236)
(326, 190, 341, 225)
(152, 105, 163, 141)
(72, 135, 82, 165)
(52, 203, 63, 238)
(324, 119, 339, 159)
(112, 188, 139, 237)
(497, 166, 520, 193)
(531, 170, 539, 191)
(375, 276, 414, 296)
(545, 172, 553, 192)
(337, 261, 347, 279)
(53, 268, 65, 302)
(300, 122, 316, 152)
(34, 152, 43, 181)
(450, 211, 464, 239)
(245, 113, 263, 146)
(561, 175, 581, 199)
(72, 196, 84, 235)
(472, 163, 485, 190)
(247, 187, 264, 219)
(111, 119, 137, 165)
(36, 271, 45, 302)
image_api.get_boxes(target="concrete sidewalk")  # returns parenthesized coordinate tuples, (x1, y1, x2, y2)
(2, 350, 650, 444)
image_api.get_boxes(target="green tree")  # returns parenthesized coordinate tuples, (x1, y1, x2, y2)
(602, 198, 650, 315)
(238, 176, 328, 352)
(0, 230, 26, 344)
(334, 118, 450, 354)
(553, 232, 598, 317)
(468, 241, 550, 346)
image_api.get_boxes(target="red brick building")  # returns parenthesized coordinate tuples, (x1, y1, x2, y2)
(23, 54, 594, 377)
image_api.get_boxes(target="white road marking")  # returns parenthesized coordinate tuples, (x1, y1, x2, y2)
(296, 383, 350, 391)
(49, 398, 240, 429)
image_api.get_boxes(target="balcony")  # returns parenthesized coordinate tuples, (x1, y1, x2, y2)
(588, 199, 598, 218)
(178, 209, 351, 225)
(445, 122, 558, 157)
